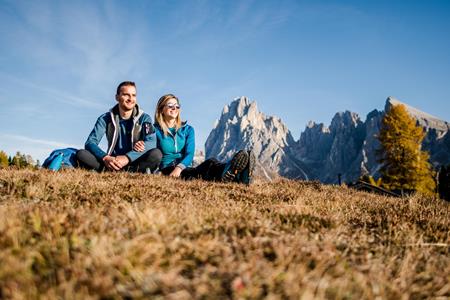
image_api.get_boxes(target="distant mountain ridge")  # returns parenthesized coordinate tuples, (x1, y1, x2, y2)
(205, 96, 450, 183)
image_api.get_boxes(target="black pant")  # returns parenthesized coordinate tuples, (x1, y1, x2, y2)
(161, 158, 226, 181)
(77, 149, 162, 173)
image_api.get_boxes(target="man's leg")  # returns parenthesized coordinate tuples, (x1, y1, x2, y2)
(76, 149, 103, 171)
(130, 148, 162, 173)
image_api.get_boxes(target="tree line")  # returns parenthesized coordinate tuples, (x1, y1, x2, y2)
(0, 151, 39, 169)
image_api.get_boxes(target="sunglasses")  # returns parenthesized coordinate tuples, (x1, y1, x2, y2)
(165, 103, 181, 110)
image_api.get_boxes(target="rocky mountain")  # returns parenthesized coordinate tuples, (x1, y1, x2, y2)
(205, 96, 450, 183)
(205, 97, 308, 180)
(292, 111, 367, 183)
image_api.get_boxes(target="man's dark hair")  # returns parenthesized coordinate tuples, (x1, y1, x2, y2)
(116, 81, 136, 95)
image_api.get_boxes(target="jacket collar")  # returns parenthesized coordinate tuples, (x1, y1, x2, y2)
(154, 120, 188, 129)
(110, 104, 143, 120)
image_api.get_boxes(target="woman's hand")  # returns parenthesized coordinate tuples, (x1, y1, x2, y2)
(133, 140, 145, 152)
(169, 166, 183, 177)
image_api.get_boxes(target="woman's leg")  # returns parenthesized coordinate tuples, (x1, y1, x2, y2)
(185, 151, 250, 182)
(181, 158, 225, 181)
(159, 161, 220, 180)
(160, 166, 175, 176)
(178, 159, 219, 180)
(161, 150, 252, 183)
(178, 167, 197, 180)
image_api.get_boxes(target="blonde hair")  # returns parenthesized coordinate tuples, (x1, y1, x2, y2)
(155, 94, 182, 136)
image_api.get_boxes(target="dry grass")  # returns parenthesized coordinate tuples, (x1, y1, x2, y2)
(0, 169, 449, 299)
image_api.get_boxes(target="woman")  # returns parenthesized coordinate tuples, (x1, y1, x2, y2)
(134, 94, 255, 184)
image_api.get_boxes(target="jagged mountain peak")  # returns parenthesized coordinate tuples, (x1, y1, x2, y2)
(330, 111, 362, 130)
(222, 96, 256, 118)
(385, 96, 449, 132)
(305, 121, 329, 133)
(386, 96, 436, 119)
(366, 109, 382, 120)
(205, 96, 300, 180)
(306, 120, 316, 128)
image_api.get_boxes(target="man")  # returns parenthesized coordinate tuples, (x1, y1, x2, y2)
(77, 81, 162, 173)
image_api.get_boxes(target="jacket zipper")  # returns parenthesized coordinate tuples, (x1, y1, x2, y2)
(168, 129, 178, 152)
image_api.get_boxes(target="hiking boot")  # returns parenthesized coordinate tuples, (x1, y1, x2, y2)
(238, 150, 256, 185)
(221, 150, 249, 183)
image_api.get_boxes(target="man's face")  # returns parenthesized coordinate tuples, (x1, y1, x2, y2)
(116, 85, 137, 112)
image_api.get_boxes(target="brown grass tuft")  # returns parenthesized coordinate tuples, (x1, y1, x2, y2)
(0, 169, 449, 299)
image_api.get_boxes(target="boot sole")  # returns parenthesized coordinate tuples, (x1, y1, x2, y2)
(247, 150, 256, 181)
(222, 150, 249, 182)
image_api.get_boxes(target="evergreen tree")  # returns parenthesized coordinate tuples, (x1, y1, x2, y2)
(10, 152, 30, 169)
(0, 150, 8, 168)
(10, 152, 21, 168)
(378, 104, 436, 196)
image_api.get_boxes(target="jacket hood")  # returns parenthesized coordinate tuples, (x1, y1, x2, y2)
(110, 103, 144, 120)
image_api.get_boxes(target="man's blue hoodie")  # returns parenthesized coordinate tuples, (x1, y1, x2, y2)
(85, 104, 156, 162)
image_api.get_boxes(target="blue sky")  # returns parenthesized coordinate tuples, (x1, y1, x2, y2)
(1, 0, 450, 163)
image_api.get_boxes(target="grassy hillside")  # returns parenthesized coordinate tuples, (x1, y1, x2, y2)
(0, 169, 449, 299)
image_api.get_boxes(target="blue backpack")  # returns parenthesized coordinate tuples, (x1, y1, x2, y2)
(42, 148, 78, 171)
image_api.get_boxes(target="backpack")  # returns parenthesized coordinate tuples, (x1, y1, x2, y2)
(42, 148, 78, 171)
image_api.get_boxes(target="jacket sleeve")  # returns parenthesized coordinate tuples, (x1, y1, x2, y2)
(85, 115, 108, 160)
(126, 114, 157, 162)
(178, 126, 195, 169)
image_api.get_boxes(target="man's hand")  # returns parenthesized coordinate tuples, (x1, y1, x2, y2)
(169, 166, 183, 178)
(103, 155, 121, 171)
(103, 155, 129, 171)
(133, 140, 145, 152)
(114, 155, 130, 169)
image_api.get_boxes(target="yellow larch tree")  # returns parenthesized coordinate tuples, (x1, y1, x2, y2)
(378, 104, 435, 196)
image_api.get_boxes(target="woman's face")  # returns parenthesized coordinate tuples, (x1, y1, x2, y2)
(162, 98, 180, 120)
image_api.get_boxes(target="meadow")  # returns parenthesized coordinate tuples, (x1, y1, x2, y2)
(0, 169, 449, 299)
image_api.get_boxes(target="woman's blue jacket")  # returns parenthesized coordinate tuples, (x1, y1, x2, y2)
(155, 122, 195, 169)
